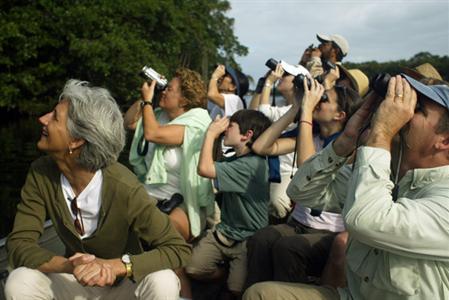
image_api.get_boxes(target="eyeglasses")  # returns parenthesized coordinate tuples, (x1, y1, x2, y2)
(69, 196, 85, 236)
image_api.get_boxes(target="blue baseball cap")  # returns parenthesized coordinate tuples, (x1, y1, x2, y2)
(402, 74, 449, 112)
(225, 64, 249, 98)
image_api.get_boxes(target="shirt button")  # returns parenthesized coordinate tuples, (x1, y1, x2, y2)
(306, 175, 311, 181)
(364, 276, 369, 282)
(328, 157, 334, 163)
(374, 249, 379, 255)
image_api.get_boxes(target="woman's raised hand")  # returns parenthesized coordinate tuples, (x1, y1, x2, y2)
(141, 80, 157, 102)
(301, 77, 325, 114)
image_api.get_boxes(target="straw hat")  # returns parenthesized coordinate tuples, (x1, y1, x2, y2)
(339, 66, 369, 97)
(402, 63, 443, 81)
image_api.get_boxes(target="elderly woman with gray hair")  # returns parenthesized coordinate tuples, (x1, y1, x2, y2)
(5, 80, 191, 300)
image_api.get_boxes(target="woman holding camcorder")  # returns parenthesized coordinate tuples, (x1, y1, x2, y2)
(124, 67, 214, 242)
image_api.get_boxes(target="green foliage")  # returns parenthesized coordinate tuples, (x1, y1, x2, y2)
(345, 52, 449, 82)
(0, 0, 248, 113)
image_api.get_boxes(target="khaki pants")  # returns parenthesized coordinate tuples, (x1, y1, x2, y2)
(186, 230, 247, 292)
(5, 267, 180, 300)
(243, 281, 340, 300)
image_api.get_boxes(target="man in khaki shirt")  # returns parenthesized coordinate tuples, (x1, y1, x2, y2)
(244, 75, 449, 299)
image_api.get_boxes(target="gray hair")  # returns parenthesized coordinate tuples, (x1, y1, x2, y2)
(60, 79, 126, 171)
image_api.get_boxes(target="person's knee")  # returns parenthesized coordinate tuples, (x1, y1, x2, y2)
(5, 267, 50, 299)
(184, 266, 207, 280)
(247, 226, 281, 250)
(332, 232, 348, 252)
(135, 269, 180, 300)
(169, 208, 191, 241)
(328, 232, 348, 264)
(243, 282, 276, 300)
(269, 196, 291, 219)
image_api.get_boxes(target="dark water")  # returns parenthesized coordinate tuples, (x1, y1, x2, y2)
(0, 117, 132, 239)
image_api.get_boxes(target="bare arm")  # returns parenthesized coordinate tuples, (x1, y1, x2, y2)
(259, 64, 283, 107)
(198, 116, 229, 178)
(124, 100, 142, 130)
(207, 65, 226, 108)
(297, 79, 324, 166)
(252, 104, 299, 156)
(248, 93, 261, 110)
(140, 81, 185, 146)
(333, 91, 379, 157)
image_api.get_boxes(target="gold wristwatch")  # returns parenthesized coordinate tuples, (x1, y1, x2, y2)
(121, 254, 133, 278)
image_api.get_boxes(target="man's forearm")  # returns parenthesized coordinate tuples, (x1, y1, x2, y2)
(332, 133, 357, 157)
(366, 129, 392, 152)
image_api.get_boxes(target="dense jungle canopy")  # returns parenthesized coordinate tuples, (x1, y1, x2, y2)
(0, 0, 248, 113)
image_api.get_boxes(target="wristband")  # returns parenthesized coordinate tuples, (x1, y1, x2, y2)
(264, 82, 273, 88)
(299, 120, 313, 126)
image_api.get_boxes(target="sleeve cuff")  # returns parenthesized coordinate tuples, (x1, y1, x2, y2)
(323, 142, 349, 167)
(356, 146, 391, 170)
(258, 104, 272, 115)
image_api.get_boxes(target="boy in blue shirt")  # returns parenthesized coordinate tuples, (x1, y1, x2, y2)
(186, 110, 271, 296)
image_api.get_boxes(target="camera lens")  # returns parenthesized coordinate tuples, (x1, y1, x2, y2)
(293, 74, 327, 102)
(265, 58, 278, 71)
(293, 74, 311, 90)
(370, 73, 391, 98)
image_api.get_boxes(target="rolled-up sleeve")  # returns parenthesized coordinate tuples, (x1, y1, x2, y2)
(286, 143, 349, 212)
(258, 104, 291, 122)
(127, 186, 192, 282)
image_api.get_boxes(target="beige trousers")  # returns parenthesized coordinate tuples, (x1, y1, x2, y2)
(5, 267, 180, 300)
(243, 281, 340, 300)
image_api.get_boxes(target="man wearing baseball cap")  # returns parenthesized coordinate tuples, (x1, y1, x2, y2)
(244, 76, 449, 299)
(304, 33, 349, 78)
(208, 64, 249, 120)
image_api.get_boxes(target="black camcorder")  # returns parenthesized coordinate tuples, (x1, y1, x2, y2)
(265, 58, 278, 71)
